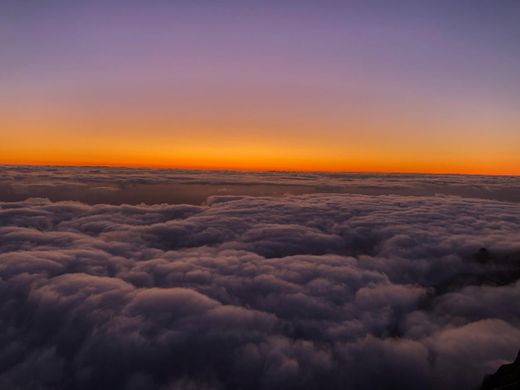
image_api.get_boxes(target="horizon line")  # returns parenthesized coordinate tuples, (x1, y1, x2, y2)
(1, 161, 518, 178)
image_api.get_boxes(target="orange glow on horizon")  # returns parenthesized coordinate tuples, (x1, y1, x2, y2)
(2, 102, 519, 176)
(1, 146, 518, 176)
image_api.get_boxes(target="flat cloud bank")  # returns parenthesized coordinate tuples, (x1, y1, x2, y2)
(1, 191, 519, 389)
(2, 165, 520, 204)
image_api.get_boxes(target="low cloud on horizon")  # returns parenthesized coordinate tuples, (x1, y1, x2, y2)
(1, 165, 520, 205)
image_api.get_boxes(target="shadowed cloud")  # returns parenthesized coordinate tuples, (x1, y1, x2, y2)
(0, 187, 519, 389)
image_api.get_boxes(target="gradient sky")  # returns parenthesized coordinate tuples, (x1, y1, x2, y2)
(1, 0, 519, 174)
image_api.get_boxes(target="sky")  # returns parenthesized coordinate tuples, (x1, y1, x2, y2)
(1, 0, 519, 174)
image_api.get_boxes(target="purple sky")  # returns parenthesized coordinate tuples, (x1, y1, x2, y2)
(1, 0, 519, 173)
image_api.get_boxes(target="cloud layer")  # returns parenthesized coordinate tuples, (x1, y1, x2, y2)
(1, 192, 519, 389)
(2, 165, 520, 204)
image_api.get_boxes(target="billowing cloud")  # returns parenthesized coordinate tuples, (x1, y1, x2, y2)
(0, 190, 519, 389)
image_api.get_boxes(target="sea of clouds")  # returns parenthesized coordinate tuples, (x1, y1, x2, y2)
(0, 166, 519, 389)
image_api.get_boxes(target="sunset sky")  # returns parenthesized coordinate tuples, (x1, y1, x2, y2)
(1, 0, 519, 174)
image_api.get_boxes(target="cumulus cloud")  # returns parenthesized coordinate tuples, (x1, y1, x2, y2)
(0, 191, 519, 389)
